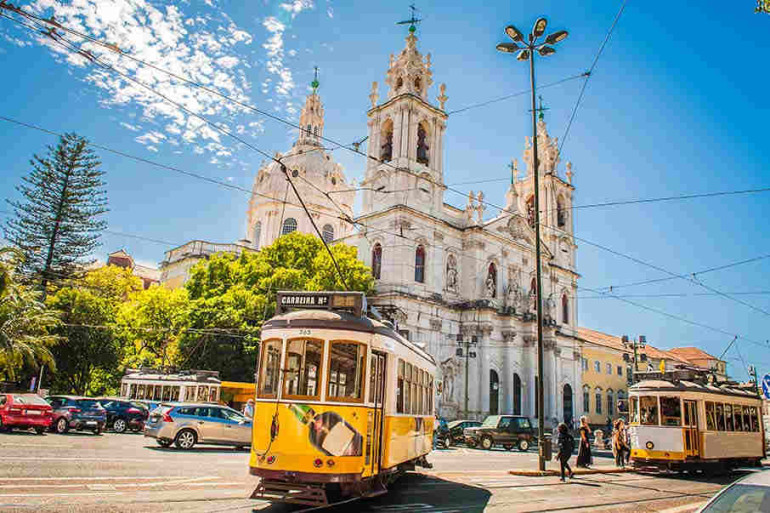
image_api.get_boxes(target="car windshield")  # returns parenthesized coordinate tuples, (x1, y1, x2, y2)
(78, 399, 102, 409)
(131, 401, 148, 410)
(448, 420, 463, 429)
(702, 484, 770, 512)
(482, 416, 500, 428)
(12, 394, 49, 406)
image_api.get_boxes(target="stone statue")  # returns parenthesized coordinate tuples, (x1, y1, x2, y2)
(486, 272, 496, 298)
(445, 255, 458, 293)
(475, 191, 485, 224)
(437, 83, 448, 111)
(369, 81, 379, 108)
(566, 161, 573, 184)
(465, 191, 475, 222)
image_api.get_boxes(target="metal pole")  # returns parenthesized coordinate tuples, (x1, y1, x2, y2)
(464, 342, 470, 419)
(37, 365, 44, 393)
(529, 40, 547, 473)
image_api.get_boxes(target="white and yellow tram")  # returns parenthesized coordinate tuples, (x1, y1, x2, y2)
(629, 372, 765, 471)
(249, 291, 436, 506)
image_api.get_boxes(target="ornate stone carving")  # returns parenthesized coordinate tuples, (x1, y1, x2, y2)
(502, 330, 516, 343)
(369, 81, 379, 108)
(429, 319, 442, 331)
(479, 323, 493, 336)
(437, 83, 448, 111)
(433, 230, 444, 241)
(486, 263, 497, 298)
(445, 254, 459, 294)
(522, 336, 535, 347)
(544, 339, 556, 351)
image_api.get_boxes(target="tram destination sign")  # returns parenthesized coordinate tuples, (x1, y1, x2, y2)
(276, 291, 366, 317)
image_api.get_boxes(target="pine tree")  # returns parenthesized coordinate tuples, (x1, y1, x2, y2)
(4, 133, 108, 297)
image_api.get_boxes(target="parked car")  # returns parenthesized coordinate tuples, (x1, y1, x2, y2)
(446, 419, 482, 446)
(97, 398, 148, 433)
(696, 468, 770, 512)
(144, 403, 252, 450)
(46, 396, 106, 434)
(133, 400, 161, 414)
(463, 414, 534, 451)
(0, 393, 53, 434)
(433, 417, 450, 448)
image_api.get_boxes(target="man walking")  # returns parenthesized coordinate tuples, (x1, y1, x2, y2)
(556, 422, 575, 482)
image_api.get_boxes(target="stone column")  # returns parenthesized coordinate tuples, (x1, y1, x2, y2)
(502, 330, 516, 413)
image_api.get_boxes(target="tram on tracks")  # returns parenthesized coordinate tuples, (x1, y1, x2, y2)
(628, 369, 766, 472)
(249, 291, 436, 507)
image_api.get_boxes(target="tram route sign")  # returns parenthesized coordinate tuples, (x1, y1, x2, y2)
(761, 374, 770, 400)
(276, 291, 366, 317)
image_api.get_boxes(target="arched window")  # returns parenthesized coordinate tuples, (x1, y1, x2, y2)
(562, 294, 569, 324)
(414, 76, 422, 91)
(282, 218, 297, 235)
(486, 262, 497, 298)
(414, 245, 426, 283)
(557, 196, 566, 228)
(371, 243, 382, 279)
(322, 224, 334, 243)
(563, 384, 573, 424)
(305, 124, 312, 137)
(526, 196, 535, 228)
(313, 126, 319, 136)
(253, 221, 262, 249)
(380, 119, 393, 162)
(583, 385, 590, 413)
(595, 387, 603, 415)
(489, 370, 499, 415)
(416, 122, 429, 165)
(607, 389, 614, 417)
(513, 373, 522, 415)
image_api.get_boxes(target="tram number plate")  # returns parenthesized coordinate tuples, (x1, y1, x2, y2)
(299, 329, 312, 336)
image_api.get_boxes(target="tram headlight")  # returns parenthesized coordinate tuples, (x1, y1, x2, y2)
(313, 458, 323, 468)
(266, 455, 276, 465)
(645, 441, 654, 450)
(326, 459, 335, 468)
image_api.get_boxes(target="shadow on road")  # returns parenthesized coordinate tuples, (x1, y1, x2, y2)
(147, 445, 250, 454)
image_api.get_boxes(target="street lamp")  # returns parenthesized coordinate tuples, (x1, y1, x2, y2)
(497, 17, 568, 473)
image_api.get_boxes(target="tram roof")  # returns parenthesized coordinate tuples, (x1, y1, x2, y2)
(630, 379, 760, 400)
(263, 309, 435, 365)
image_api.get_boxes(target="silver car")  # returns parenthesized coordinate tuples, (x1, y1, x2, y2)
(144, 403, 252, 450)
(696, 469, 770, 512)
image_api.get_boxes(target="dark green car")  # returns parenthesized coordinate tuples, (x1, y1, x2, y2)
(463, 415, 534, 451)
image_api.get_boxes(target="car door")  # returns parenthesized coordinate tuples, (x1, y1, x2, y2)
(497, 417, 513, 443)
(197, 407, 226, 443)
(218, 407, 251, 445)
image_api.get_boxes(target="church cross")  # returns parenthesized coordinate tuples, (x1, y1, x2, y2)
(396, 4, 422, 33)
(534, 95, 549, 121)
(311, 66, 320, 92)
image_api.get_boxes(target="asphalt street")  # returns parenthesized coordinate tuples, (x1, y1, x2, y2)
(0, 429, 760, 512)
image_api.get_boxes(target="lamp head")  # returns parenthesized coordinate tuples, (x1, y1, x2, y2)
(505, 25, 525, 43)
(533, 17, 548, 38)
(516, 49, 530, 61)
(496, 42, 521, 54)
(544, 30, 568, 45)
(538, 45, 556, 56)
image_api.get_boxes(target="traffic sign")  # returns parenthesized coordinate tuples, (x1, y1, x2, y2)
(761, 374, 770, 400)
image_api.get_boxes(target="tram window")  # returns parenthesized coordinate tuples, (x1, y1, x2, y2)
(660, 397, 682, 427)
(705, 402, 717, 431)
(725, 404, 734, 431)
(630, 397, 638, 423)
(417, 369, 424, 415)
(258, 339, 283, 398)
(327, 341, 366, 402)
(748, 406, 759, 432)
(369, 355, 376, 403)
(411, 366, 418, 414)
(397, 360, 405, 413)
(428, 378, 434, 414)
(734, 405, 744, 431)
(715, 403, 726, 431)
(640, 396, 659, 425)
(742, 406, 752, 433)
(283, 339, 324, 399)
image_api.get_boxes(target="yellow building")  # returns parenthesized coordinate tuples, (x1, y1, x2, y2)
(577, 327, 631, 428)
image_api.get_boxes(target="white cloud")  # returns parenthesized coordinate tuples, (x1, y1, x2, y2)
(280, 0, 314, 18)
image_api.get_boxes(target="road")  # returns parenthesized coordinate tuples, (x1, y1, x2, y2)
(0, 429, 760, 512)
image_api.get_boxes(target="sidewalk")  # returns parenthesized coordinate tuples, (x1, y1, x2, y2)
(509, 452, 633, 476)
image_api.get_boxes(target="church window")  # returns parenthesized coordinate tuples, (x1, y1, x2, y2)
(306, 124, 312, 137)
(557, 197, 567, 228)
(486, 262, 497, 298)
(414, 245, 426, 283)
(526, 196, 535, 228)
(583, 386, 590, 413)
(372, 243, 382, 279)
(282, 218, 297, 235)
(416, 122, 430, 165)
(561, 294, 569, 324)
(396, 77, 404, 90)
(322, 224, 334, 243)
(595, 387, 603, 415)
(253, 221, 262, 249)
(313, 126, 319, 137)
(414, 77, 421, 91)
(380, 119, 393, 162)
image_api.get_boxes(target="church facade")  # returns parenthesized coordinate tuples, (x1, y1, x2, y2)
(244, 31, 583, 425)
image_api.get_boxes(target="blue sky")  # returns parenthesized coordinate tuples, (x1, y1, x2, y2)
(1, 1, 769, 380)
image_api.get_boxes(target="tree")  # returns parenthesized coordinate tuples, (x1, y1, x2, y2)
(179, 232, 374, 380)
(0, 248, 59, 381)
(47, 265, 142, 395)
(4, 133, 108, 297)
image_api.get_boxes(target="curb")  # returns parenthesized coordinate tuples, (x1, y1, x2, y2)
(508, 467, 635, 477)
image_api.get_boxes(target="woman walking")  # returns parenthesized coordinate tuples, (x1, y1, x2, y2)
(556, 423, 575, 482)
(612, 419, 630, 468)
(576, 416, 592, 468)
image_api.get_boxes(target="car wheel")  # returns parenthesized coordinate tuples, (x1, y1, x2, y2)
(174, 429, 197, 450)
(443, 436, 452, 448)
(157, 439, 172, 448)
(503, 444, 513, 451)
(34, 427, 45, 435)
(481, 436, 494, 450)
(518, 439, 530, 452)
(55, 417, 69, 434)
(112, 418, 127, 433)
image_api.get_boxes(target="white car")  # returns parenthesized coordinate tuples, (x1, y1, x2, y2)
(697, 470, 770, 512)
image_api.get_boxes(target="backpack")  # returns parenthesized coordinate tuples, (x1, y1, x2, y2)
(564, 433, 575, 454)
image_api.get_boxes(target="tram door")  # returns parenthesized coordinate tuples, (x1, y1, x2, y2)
(683, 400, 700, 458)
(369, 352, 387, 474)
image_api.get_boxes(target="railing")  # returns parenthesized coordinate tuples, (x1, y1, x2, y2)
(162, 241, 253, 265)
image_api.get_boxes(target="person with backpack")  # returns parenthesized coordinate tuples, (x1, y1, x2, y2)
(612, 418, 630, 468)
(556, 422, 575, 482)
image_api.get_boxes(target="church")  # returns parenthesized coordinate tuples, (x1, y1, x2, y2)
(240, 29, 582, 424)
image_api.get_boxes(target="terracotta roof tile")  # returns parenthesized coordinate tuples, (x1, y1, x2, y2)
(666, 347, 719, 362)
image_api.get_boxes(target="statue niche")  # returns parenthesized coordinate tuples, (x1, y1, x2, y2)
(445, 254, 458, 293)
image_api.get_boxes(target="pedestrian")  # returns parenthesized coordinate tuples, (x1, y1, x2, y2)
(242, 398, 254, 419)
(621, 419, 631, 465)
(612, 419, 629, 468)
(556, 422, 575, 482)
(576, 415, 592, 468)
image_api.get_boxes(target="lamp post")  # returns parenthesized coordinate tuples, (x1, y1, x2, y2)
(497, 18, 568, 472)
(456, 334, 478, 419)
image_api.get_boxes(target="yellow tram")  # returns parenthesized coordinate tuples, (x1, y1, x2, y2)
(628, 370, 765, 472)
(249, 291, 436, 506)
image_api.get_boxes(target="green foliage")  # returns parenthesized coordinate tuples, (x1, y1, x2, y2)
(3, 133, 107, 295)
(47, 265, 142, 394)
(180, 232, 374, 381)
(0, 248, 59, 381)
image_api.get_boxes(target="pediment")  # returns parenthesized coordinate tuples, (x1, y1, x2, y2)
(489, 214, 554, 259)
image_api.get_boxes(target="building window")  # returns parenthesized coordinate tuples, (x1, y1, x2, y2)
(594, 361, 600, 373)
(606, 363, 612, 375)
(557, 197, 566, 228)
(253, 221, 262, 249)
(380, 119, 393, 162)
(282, 218, 297, 235)
(607, 389, 614, 417)
(583, 385, 590, 413)
(416, 122, 429, 165)
(617, 365, 623, 376)
(561, 294, 569, 324)
(371, 243, 382, 279)
(513, 373, 522, 415)
(595, 388, 602, 415)
(581, 358, 588, 372)
(414, 245, 426, 283)
(322, 224, 334, 243)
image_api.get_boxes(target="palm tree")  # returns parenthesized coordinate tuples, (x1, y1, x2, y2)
(0, 247, 59, 381)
